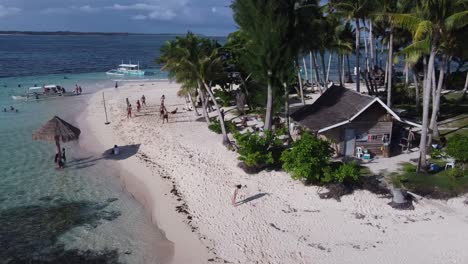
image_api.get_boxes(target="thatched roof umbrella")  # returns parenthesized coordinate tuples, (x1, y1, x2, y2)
(33, 116, 81, 163)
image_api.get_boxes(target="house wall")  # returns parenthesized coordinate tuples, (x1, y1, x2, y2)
(321, 103, 394, 157)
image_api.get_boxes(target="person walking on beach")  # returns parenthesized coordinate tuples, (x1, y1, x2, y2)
(127, 103, 132, 118)
(115, 82, 118, 89)
(141, 95, 146, 106)
(160, 94, 165, 106)
(136, 99, 141, 112)
(162, 108, 169, 124)
(231, 185, 242, 206)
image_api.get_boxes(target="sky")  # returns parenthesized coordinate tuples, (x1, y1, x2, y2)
(0, 0, 236, 36)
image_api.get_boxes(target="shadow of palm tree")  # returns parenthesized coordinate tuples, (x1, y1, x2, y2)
(102, 144, 141, 160)
(236, 193, 268, 206)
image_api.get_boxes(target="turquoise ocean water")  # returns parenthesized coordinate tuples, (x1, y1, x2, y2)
(0, 33, 178, 263)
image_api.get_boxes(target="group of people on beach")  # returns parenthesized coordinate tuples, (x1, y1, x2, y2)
(54, 148, 66, 169)
(127, 95, 146, 118)
(74, 84, 83, 95)
(3, 106, 19, 113)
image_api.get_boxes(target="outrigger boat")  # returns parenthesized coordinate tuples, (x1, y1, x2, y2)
(106, 61, 145, 76)
(20, 85, 73, 100)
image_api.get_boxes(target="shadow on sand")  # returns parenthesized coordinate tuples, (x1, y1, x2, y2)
(66, 144, 141, 169)
(236, 193, 268, 206)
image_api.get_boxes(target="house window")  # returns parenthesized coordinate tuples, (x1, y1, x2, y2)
(356, 133, 368, 142)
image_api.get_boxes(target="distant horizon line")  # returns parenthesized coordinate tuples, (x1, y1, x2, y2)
(0, 30, 228, 38)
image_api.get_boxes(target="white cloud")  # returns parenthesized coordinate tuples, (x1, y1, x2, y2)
(107, 2, 185, 21)
(78, 5, 100, 13)
(211, 7, 217, 13)
(132, 14, 147, 20)
(0, 5, 21, 17)
(40, 7, 70, 14)
(40, 5, 100, 15)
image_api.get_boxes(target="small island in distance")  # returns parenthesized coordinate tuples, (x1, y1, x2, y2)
(0, 31, 181, 36)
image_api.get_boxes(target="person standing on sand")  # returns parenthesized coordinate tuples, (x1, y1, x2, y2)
(136, 99, 141, 112)
(61, 148, 66, 163)
(127, 104, 132, 118)
(160, 94, 165, 106)
(115, 82, 118, 88)
(231, 185, 242, 206)
(141, 95, 146, 106)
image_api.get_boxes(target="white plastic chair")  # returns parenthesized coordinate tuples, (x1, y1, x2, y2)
(445, 161, 455, 170)
(356, 147, 363, 158)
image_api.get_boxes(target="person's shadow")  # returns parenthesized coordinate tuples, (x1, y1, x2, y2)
(102, 144, 141, 160)
(236, 193, 268, 206)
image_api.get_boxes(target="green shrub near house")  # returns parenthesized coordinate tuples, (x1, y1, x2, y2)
(446, 135, 468, 168)
(234, 131, 282, 169)
(208, 120, 237, 134)
(280, 133, 334, 183)
(323, 161, 361, 184)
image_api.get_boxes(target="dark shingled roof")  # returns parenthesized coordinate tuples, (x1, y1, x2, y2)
(290, 85, 375, 132)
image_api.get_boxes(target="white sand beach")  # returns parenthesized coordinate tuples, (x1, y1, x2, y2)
(83, 81, 468, 264)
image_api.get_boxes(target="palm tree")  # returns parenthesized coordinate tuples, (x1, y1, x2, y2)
(159, 33, 231, 145)
(393, 0, 468, 172)
(232, 0, 319, 131)
(375, 0, 415, 107)
(330, 0, 373, 93)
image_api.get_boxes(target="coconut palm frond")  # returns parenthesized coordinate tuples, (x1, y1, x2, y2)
(445, 10, 468, 31)
(392, 13, 422, 32)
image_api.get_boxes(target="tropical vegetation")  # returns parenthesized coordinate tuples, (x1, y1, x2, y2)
(159, 0, 468, 192)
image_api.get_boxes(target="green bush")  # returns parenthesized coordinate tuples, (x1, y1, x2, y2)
(323, 161, 361, 184)
(446, 135, 468, 165)
(430, 148, 444, 159)
(280, 133, 333, 183)
(208, 120, 237, 134)
(447, 167, 464, 178)
(234, 131, 281, 168)
(213, 89, 235, 107)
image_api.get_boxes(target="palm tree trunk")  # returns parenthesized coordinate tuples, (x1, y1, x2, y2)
(320, 52, 327, 87)
(462, 71, 468, 101)
(342, 55, 346, 85)
(369, 21, 375, 69)
(418, 46, 437, 173)
(413, 68, 420, 111)
(198, 83, 210, 124)
(297, 68, 305, 104)
(283, 82, 291, 138)
(326, 53, 332, 83)
(265, 74, 274, 131)
(404, 61, 409, 87)
(387, 29, 394, 108)
(188, 93, 199, 116)
(355, 18, 361, 93)
(302, 57, 309, 83)
(312, 52, 323, 93)
(362, 19, 370, 73)
(346, 55, 353, 83)
(338, 54, 343, 86)
(202, 81, 230, 145)
(309, 51, 313, 83)
(428, 56, 446, 146)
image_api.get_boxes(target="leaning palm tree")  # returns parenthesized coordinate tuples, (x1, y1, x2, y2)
(392, 0, 468, 172)
(159, 33, 231, 146)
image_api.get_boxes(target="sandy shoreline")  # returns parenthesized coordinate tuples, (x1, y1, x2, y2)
(83, 81, 468, 264)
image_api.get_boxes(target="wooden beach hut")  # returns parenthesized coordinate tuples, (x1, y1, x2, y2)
(290, 85, 420, 158)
